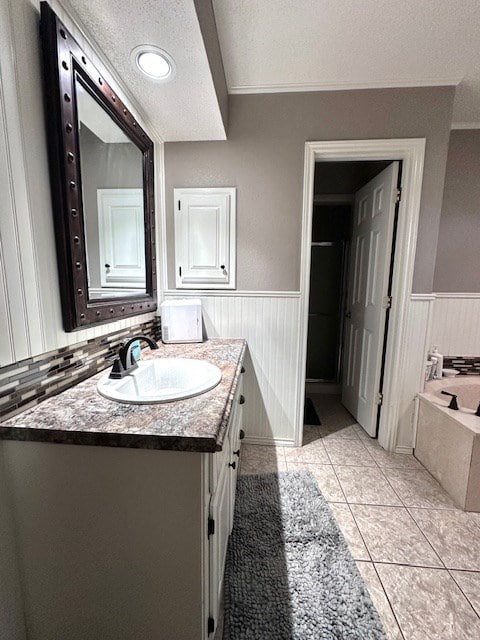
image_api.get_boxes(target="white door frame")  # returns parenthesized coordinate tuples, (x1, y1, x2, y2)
(297, 139, 426, 451)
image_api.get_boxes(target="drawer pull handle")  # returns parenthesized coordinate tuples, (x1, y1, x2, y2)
(228, 461, 237, 470)
(233, 449, 240, 457)
(239, 395, 245, 405)
(239, 429, 245, 440)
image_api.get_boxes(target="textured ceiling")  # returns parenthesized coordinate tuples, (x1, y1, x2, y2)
(62, 0, 227, 142)
(58, 1, 480, 138)
(213, 0, 480, 126)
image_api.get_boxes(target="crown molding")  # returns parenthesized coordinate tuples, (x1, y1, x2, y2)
(229, 77, 460, 95)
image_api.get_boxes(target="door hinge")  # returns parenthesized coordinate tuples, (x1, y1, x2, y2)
(207, 616, 215, 635)
(178, 199, 181, 211)
(395, 187, 402, 204)
(382, 295, 392, 309)
(208, 517, 215, 537)
(376, 392, 383, 406)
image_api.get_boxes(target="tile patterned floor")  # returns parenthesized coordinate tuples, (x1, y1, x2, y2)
(238, 394, 480, 640)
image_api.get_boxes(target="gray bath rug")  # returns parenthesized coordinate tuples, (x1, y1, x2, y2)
(223, 471, 386, 639)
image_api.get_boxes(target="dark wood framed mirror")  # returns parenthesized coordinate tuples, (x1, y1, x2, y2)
(40, 2, 157, 332)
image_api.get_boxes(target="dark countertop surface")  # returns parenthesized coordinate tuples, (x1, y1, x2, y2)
(0, 339, 247, 452)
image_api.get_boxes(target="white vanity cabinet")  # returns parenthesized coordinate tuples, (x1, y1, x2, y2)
(2, 374, 245, 640)
(208, 374, 244, 635)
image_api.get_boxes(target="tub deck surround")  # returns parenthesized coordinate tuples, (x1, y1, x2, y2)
(420, 377, 480, 431)
(0, 339, 246, 453)
(416, 377, 480, 512)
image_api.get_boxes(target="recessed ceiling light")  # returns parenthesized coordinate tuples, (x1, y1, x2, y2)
(131, 45, 175, 83)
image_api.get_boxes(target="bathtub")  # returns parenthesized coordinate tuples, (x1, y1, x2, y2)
(416, 377, 480, 511)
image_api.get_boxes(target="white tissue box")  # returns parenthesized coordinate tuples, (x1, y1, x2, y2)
(160, 299, 203, 343)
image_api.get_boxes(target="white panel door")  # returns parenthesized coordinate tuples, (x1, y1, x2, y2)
(97, 188, 145, 288)
(174, 188, 236, 289)
(342, 162, 399, 436)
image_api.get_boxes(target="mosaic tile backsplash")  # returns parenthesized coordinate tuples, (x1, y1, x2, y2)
(0, 318, 161, 421)
(443, 356, 480, 375)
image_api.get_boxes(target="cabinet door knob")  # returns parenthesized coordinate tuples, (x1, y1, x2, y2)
(241, 366, 245, 374)
(228, 461, 236, 470)
(220, 264, 225, 270)
(233, 449, 240, 457)
(239, 429, 245, 440)
(239, 395, 245, 405)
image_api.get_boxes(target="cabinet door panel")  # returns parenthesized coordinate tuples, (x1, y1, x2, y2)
(174, 188, 236, 289)
(209, 469, 230, 635)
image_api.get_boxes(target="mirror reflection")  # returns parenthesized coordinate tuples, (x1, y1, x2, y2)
(75, 76, 146, 300)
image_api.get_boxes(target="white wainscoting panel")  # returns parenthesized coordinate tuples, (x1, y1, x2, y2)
(164, 293, 301, 444)
(395, 295, 433, 452)
(430, 294, 480, 357)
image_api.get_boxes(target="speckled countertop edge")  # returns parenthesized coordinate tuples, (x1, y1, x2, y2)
(0, 339, 247, 453)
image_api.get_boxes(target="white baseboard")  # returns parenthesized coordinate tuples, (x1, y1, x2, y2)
(243, 436, 296, 447)
(395, 445, 414, 455)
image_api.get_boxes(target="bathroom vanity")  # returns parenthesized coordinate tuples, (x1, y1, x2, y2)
(0, 338, 246, 640)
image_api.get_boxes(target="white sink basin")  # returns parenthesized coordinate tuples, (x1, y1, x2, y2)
(97, 358, 222, 404)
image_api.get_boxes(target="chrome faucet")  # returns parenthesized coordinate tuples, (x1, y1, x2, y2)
(109, 335, 159, 379)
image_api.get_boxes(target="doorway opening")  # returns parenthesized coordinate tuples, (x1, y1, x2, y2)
(297, 139, 426, 452)
(305, 160, 399, 439)
(306, 162, 392, 387)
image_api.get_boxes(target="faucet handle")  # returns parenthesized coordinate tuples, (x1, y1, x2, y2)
(441, 390, 459, 410)
(109, 357, 126, 379)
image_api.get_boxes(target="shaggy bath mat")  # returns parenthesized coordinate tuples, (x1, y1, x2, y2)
(223, 471, 386, 640)
(304, 397, 322, 425)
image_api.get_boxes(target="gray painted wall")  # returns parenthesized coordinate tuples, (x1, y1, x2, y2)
(434, 129, 480, 292)
(165, 87, 454, 293)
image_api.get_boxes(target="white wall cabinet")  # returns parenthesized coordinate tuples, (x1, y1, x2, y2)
(174, 188, 236, 289)
(3, 374, 245, 640)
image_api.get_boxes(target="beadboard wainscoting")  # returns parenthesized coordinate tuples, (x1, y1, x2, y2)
(430, 294, 480, 357)
(396, 295, 434, 452)
(163, 292, 301, 445)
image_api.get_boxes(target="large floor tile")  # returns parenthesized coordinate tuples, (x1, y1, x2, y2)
(355, 562, 403, 640)
(364, 443, 424, 470)
(450, 570, 480, 616)
(350, 505, 442, 567)
(239, 459, 288, 475)
(409, 508, 480, 570)
(375, 564, 480, 639)
(286, 462, 345, 502)
(318, 424, 361, 441)
(352, 424, 374, 442)
(328, 502, 370, 561)
(382, 469, 458, 509)
(283, 439, 330, 464)
(239, 444, 287, 475)
(335, 466, 403, 506)
(324, 439, 377, 466)
(310, 395, 357, 429)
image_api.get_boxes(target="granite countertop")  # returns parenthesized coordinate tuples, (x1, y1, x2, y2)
(0, 339, 247, 453)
